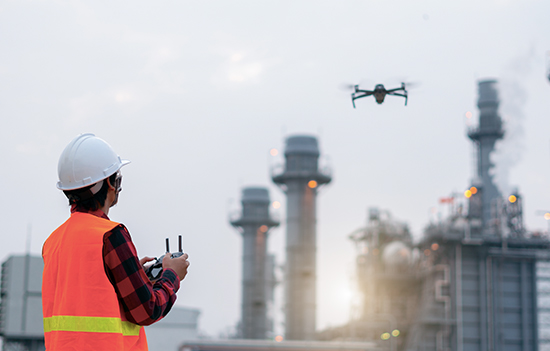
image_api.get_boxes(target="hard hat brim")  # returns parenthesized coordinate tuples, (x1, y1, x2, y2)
(57, 159, 131, 191)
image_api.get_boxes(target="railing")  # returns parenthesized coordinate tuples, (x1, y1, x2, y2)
(228, 209, 282, 227)
(270, 163, 333, 180)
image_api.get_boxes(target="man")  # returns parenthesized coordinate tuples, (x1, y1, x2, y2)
(42, 133, 189, 350)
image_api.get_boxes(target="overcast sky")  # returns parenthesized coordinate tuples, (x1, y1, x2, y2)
(1, 0, 549, 339)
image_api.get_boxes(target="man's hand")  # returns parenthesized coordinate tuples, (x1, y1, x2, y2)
(140, 256, 155, 267)
(162, 252, 190, 281)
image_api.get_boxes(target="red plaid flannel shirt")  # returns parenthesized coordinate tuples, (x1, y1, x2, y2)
(73, 207, 180, 326)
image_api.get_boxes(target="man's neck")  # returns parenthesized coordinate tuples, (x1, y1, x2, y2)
(100, 186, 116, 217)
(100, 203, 110, 217)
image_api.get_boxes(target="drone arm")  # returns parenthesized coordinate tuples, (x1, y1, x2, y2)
(386, 87, 405, 93)
(354, 92, 374, 98)
(354, 89, 373, 94)
(387, 82, 406, 93)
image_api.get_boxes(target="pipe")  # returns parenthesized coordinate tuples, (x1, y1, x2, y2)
(456, 245, 463, 351)
(487, 256, 493, 351)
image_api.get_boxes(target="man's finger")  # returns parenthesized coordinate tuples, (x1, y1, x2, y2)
(139, 256, 156, 266)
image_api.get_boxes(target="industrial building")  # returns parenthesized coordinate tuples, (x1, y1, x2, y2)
(317, 80, 550, 351)
(415, 80, 550, 350)
(0, 255, 44, 351)
(145, 306, 201, 351)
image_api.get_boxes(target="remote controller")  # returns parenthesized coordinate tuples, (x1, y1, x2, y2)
(145, 235, 184, 281)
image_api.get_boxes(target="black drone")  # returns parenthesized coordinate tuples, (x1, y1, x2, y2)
(351, 83, 408, 108)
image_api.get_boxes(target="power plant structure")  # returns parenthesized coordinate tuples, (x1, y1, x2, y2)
(272, 135, 332, 341)
(317, 79, 550, 351)
(467, 79, 505, 234)
(412, 79, 550, 350)
(230, 187, 279, 339)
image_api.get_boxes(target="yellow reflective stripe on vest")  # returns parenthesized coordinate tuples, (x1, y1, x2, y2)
(44, 316, 141, 336)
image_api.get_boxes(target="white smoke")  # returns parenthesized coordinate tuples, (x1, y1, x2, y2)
(490, 48, 536, 197)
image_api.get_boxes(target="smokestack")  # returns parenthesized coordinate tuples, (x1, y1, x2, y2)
(467, 80, 504, 232)
(230, 187, 279, 339)
(272, 135, 331, 340)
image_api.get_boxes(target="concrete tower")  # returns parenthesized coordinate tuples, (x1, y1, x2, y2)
(272, 135, 331, 340)
(230, 187, 279, 339)
(468, 80, 504, 232)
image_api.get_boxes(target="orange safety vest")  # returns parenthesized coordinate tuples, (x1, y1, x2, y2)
(42, 212, 148, 350)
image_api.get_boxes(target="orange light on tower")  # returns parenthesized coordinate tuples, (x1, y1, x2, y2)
(464, 190, 472, 198)
(308, 180, 318, 188)
(270, 148, 279, 156)
(509, 195, 517, 203)
(545, 213, 550, 221)
(272, 201, 281, 209)
(465, 111, 473, 119)
(470, 186, 478, 194)
(260, 225, 268, 233)
(275, 335, 283, 342)
(431, 243, 439, 251)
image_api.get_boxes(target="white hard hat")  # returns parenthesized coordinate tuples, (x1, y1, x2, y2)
(57, 133, 130, 191)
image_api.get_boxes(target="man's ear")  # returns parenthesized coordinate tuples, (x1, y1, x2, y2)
(106, 177, 116, 191)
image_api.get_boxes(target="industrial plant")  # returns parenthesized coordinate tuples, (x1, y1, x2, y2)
(221, 79, 550, 351)
(1, 79, 548, 351)
(318, 80, 550, 350)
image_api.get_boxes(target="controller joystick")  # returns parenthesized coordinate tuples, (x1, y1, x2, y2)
(145, 235, 184, 281)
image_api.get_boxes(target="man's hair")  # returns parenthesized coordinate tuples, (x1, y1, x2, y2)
(63, 173, 117, 212)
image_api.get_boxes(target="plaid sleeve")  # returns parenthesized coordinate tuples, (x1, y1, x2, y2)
(103, 224, 180, 326)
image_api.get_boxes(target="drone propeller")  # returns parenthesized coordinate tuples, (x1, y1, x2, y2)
(339, 83, 359, 91)
(402, 81, 420, 89)
(340, 78, 377, 91)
